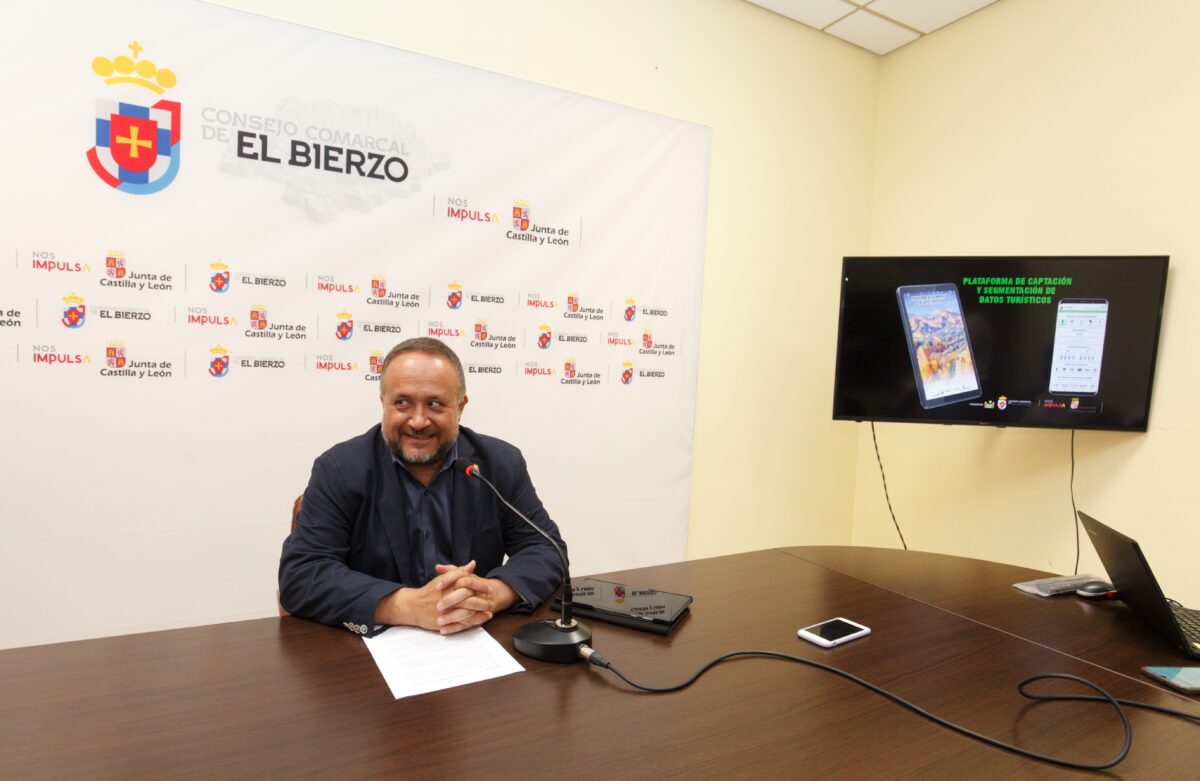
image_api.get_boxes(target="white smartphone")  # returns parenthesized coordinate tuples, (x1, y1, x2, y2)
(1142, 666, 1200, 693)
(797, 617, 871, 648)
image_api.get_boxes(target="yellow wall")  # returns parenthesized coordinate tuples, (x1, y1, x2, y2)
(214, 0, 1196, 607)
(858, 0, 1199, 606)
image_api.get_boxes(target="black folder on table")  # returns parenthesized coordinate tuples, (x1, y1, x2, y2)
(551, 577, 692, 636)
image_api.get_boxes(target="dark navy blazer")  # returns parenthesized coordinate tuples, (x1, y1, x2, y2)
(279, 425, 566, 636)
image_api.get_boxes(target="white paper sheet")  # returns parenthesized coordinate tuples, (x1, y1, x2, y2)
(362, 626, 525, 699)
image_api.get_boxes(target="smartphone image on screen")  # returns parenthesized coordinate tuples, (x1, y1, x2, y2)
(896, 284, 981, 409)
(1048, 299, 1109, 395)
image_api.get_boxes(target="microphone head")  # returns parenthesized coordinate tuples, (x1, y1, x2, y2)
(453, 458, 479, 477)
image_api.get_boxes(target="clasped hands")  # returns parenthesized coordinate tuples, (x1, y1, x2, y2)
(375, 560, 517, 634)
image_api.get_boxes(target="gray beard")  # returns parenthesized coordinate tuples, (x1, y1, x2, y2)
(386, 435, 455, 467)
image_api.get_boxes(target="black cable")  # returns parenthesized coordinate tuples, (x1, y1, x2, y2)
(580, 648, 1200, 771)
(1071, 429, 1080, 575)
(1017, 683, 1200, 723)
(871, 421, 907, 550)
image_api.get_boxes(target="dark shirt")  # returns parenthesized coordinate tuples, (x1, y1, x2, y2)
(390, 439, 529, 606)
(391, 442, 458, 586)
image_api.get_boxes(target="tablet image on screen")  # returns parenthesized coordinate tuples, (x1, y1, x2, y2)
(896, 284, 981, 409)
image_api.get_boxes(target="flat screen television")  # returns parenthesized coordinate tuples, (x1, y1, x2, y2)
(832, 256, 1169, 431)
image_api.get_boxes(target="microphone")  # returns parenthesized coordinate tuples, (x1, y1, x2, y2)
(454, 458, 592, 663)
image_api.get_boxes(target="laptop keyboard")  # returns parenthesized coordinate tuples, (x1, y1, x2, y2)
(1170, 604, 1200, 643)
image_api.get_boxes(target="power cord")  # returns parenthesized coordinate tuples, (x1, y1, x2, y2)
(872, 424, 1081, 569)
(1070, 429, 1081, 575)
(871, 421, 907, 550)
(578, 646, 1200, 771)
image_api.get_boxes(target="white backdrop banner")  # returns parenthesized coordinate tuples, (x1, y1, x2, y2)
(0, 1, 709, 649)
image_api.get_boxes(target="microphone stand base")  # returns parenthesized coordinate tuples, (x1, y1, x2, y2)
(513, 618, 593, 663)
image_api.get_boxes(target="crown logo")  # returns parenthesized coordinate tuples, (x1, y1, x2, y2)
(210, 261, 229, 271)
(626, 297, 636, 306)
(448, 282, 462, 291)
(63, 292, 85, 305)
(92, 41, 176, 94)
(107, 339, 126, 348)
(209, 345, 229, 357)
(337, 310, 353, 320)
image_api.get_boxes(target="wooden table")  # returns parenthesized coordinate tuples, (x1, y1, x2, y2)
(3, 547, 1198, 779)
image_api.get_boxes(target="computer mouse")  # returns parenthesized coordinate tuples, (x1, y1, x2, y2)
(1075, 580, 1116, 599)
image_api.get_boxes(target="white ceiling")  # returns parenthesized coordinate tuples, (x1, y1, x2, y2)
(746, 0, 1000, 56)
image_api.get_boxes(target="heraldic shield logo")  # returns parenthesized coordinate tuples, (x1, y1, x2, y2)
(371, 276, 387, 298)
(62, 293, 86, 328)
(474, 320, 488, 341)
(624, 298, 637, 322)
(335, 311, 354, 341)
(106, 253, 126, 278)
(210, 262, 230, 293)
(513, 199, 530, 232)
(87, 42, 181, 195)
(563, 360, 576, 379)
(106, 340, 127, 368)
(621, 361, 634, 385)
(447, 283, 463, 310)
(209, 346, 230, 378)
(537, 325, 552, 350)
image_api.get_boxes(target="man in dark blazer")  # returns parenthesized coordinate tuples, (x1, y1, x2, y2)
(279, 337, 566, 637)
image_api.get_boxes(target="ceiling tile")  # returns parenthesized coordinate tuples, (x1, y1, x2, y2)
(746, 0, 857, 30)
(824, 9, 919, 55)
(868, 0, 999, 34)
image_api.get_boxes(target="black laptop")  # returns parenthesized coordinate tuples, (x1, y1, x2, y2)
(1079, 511, 1200, 659)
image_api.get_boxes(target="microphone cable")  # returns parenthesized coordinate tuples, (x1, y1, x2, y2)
(578, 646, 1200, 772)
